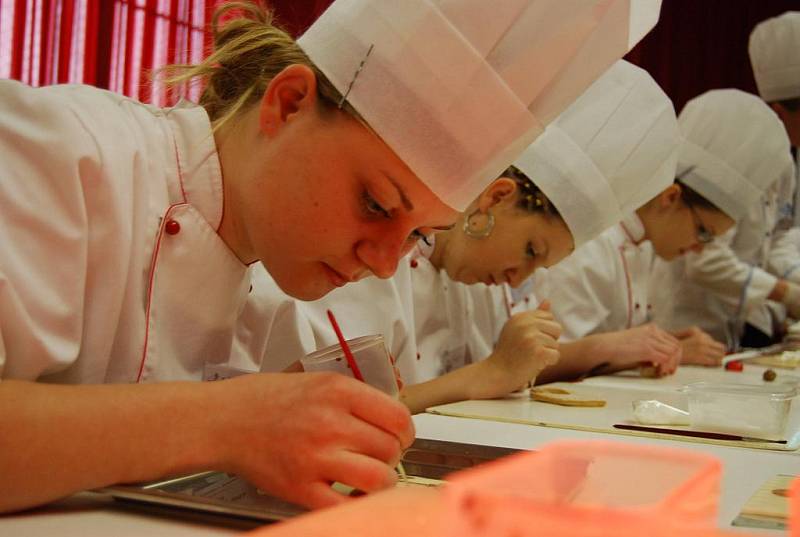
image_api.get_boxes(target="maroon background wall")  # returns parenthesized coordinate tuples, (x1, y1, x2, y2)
(268, 0, 800, 113)
(625, 0, 800, 112)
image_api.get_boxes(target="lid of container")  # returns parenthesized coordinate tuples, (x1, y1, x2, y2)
(683, 381, 800, 400)
(305, 334, 385, 361)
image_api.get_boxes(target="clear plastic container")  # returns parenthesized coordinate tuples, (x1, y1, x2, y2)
(684, 381, 800, 441)
(300, 335, 399, 398)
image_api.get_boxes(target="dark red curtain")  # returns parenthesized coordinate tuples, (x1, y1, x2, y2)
(626, 1, 800, 112)
(267, 0, 800, 114)
(5, 1, 798, 111)
(267, 0, 330, 36)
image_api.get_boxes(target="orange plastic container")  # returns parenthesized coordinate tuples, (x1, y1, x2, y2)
(442, 440, 723, 537)
(792, 475, 800, 537)
(249, 440, 778, 537)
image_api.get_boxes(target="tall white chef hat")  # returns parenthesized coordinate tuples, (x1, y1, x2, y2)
(299, 0, 663, 211)
(749, 11, 800, 102)
(677, 89, 793, 222)
(513, 60, 678, 247)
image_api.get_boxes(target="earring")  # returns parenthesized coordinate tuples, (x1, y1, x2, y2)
(463, 209, 495, 238)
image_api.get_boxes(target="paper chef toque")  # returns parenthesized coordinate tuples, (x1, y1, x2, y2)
(513, 60, 679, 247)
(749, 11, 800, 102)
(298, 0, 663, 211)
(677, 89, 793, 222)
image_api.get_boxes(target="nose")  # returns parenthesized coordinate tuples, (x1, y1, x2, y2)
(355, 232, 406, 279)
(505, 262, 537, 288)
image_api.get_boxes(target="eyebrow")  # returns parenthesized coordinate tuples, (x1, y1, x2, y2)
(384, 173, 414, 212)
(383, 172, 456, 231)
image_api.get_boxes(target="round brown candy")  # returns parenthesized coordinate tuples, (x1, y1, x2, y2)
(763, 369, 777, 382)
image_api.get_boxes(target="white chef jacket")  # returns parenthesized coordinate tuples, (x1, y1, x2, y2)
(288, 259, 421, 383)
(408, 243, 508, 383)
(0, 80, 252, 383)
(231, 264, 316, 373)
(249, 241, 509, 386)
(533, 213, 654, 342)
(651, 175, 800, 346)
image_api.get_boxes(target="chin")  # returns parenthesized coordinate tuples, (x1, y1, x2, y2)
(271, 272, 332, 301)
(658, 249, 681, 261)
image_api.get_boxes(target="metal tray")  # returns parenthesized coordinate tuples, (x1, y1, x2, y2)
(98, 439, 519, 523)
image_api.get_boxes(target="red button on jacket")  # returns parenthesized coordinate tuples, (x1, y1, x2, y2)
(165, 219, 181, 235)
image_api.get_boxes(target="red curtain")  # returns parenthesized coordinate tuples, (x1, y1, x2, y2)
(625, 0, 800, 113)
(266, 0, 331, 37)
(0, 0, 221, 104)
(266, 0, 800, 114)
(6, 1, 798, 111)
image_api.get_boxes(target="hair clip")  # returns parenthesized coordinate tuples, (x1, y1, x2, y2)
(338, 43, 374, 109)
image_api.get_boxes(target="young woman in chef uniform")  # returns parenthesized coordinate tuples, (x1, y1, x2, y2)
(539, 90, 798, 383)
(402, 61, 690, 411)
(750, 12, 800, 230)
(0, 0, 660, 514)
(650, 90, 800, 350)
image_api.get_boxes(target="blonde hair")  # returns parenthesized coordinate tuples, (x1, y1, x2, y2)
(161, 1, 358, 131)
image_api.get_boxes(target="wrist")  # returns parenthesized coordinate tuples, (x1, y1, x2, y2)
(464, 359, 500, 400)
(155, 380, 230, 476)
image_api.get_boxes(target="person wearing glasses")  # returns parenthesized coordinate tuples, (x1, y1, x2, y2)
(526, 93, 784, 380)
(650, 89, 800, 351)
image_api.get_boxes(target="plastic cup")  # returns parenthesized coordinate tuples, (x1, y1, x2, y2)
(300, 335, 399, 398)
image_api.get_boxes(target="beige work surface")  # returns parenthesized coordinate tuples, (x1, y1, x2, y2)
(427, 366, 800, 452)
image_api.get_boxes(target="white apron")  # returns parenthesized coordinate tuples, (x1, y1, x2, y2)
(0, 81, 249, 383)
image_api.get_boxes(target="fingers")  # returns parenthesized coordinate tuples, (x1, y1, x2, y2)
(347, 383, 415, 450)
(507, 310, 563, 340)
(340, 417, 406, 467)
(534, 347, 560, 368)
(301, 481, 352, 510)
(321, 451, 397, 495)
(534, 319, 563, 340)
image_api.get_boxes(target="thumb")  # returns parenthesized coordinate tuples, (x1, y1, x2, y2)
(537, 300, 551, 312)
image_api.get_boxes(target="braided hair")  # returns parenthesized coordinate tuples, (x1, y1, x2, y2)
(501, 165, 562, 218)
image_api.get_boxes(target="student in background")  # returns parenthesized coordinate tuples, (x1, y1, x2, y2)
(651, 90, 799, 351)
(750, 11, 800, 229)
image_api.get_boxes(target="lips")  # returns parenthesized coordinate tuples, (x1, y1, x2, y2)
(322, 263, 349, 288)
(322, 263, 367, 288)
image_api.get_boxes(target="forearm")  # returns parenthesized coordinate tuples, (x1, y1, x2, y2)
(400, 362, 492, 415)
(0, 380, 222, 513)
(536, 333, 628, 384)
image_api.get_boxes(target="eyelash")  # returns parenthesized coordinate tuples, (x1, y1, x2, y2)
(363, 190, 430, 245)
(526, 242, 538, 258)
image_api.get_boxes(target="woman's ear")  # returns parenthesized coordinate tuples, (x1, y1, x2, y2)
(657, 183, 682, 209)
(259, 64, 319, 136)
(476, 177, 518, 212)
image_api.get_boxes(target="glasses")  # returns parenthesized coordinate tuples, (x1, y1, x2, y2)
(686, 202, 714, 244)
